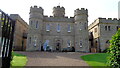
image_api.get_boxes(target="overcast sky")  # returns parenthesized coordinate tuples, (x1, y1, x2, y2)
(0, 0, 119, 25)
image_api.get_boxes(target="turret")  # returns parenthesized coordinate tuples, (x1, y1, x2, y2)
(74, 8, 88, 22)
(30, 5, 43, 19)
(74, 8, 89, 52)
(27, 6, 44, 51)
(53, 6, 65, 17)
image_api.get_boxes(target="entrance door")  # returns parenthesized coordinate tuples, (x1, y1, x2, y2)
(56, 42, 60, 51)
(54, 38, 62, 52)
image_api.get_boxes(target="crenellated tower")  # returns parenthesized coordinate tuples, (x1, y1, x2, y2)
(26, 6, 44, 51)
(53, 6, 65, 17)
(74, 8, 89, 52)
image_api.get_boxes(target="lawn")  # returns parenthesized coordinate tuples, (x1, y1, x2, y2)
(81, 53, 110, 68)
(11, 52, 27, 68)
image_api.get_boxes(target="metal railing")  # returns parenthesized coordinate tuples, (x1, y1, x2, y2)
(0, 9, 15, 68)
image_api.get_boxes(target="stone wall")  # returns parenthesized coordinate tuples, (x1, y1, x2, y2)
(10, 14, 28, 51)
(27, 5, 89, 52)
(88, 18, 119, 52)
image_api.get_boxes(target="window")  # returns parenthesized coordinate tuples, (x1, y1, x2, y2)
(117, 26, 119, 30)
(30, 21, 32, 27)
(57, 24, 60, 32)
(105, 26, 107, 31)
(108, 26, 110, 31)
(46, 24, 50, 31)
(68, 24, 71, 32)
(67, 40, 71, 47)
(34, 37, 37, 47)
(36, 21, 38, 29)
(29, 37, 31, 44)
(94, 28, 97, 33)
(80, 41, 82, 48)
(84, 23, 87, 30)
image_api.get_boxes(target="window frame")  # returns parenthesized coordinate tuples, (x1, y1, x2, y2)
(67, 24, 71, 32)
(57, 24, 60, 32)
(46, 24, 50, 31)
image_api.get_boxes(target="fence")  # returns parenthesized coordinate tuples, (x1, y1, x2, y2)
(0, 9, 15, 68)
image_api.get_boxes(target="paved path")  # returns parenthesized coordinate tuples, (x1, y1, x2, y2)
(16, 52, 91, 66)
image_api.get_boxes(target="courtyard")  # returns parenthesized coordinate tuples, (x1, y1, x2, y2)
(17, 52, 91, 66)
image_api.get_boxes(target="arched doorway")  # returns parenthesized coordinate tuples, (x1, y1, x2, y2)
(54, 38, 62, 52)
(56, 40, 60, 51)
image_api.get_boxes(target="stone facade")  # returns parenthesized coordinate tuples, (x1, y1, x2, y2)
(88, 18, 120, 52)
(26, 6, 89, 52)
(10, 14, 28, 51)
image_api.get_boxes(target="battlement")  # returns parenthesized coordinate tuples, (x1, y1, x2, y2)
(30, 5, 43, 14)
(53, 6, 65, 10)
(74, 8, 88, 16)
(89, 17, 119, 30)
(53, 6, 65, 17)
(43, 15, 73, 19)
(98, 17, 118, 22)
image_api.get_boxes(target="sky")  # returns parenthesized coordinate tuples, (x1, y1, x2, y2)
(0, 0, 119, 25)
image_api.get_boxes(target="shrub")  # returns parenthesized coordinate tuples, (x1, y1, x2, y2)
(107, 29, 120, 68)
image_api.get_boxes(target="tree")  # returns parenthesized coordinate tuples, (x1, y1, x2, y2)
(107, 29, 120, 68)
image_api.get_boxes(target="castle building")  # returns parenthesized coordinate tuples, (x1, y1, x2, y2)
(26, 5, 89, 52)
(10, 14, 28, 51)
(88, 18, 120, 52)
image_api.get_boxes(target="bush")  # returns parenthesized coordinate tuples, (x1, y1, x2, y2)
(102, 48, 109, 53)
(107, 29, 120, 68)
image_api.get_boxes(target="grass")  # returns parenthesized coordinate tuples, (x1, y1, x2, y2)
(81, 53, 110, 68)
(11, 52, 27, 68)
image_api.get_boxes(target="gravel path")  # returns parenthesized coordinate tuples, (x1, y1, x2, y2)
(16, 52, 91, 66)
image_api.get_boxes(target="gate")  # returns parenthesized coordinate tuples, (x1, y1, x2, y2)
(0, 9, 15, 68)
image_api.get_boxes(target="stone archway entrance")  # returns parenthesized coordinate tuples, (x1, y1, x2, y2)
(54, 38, 62, 52)
(56, 40, 60, 51)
